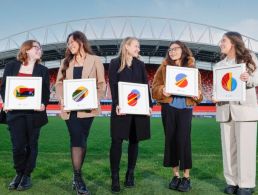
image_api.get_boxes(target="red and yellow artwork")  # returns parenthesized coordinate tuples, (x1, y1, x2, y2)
(175, 73, 188, 88)
(221, 72, 237, 91)
(127, 89, 141, 106)
(14, 86, 35, 100)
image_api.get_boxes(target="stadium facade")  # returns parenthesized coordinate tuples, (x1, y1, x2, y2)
(0, 16, 257, 115)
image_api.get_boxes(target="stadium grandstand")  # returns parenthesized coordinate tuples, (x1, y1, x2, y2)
(0, 16, 257, 116)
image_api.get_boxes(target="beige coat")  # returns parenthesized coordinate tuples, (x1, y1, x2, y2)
(214, 53, 258, 122)
(55, 54, 106, 120)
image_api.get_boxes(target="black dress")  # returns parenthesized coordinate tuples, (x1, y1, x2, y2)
(65, 67, 94, 148)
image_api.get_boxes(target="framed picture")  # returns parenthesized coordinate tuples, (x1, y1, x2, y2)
(165, 66, 198, 97)
(118, 82, 150, 115)
(4, 76, 42, 110)
(63, 78, 98, 111)
(213, 63, 246, 101)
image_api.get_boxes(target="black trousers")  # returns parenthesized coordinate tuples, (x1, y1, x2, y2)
(161, 104, 193, 170)
(110, 117, 139, 173)
(8, 115, 41, 176)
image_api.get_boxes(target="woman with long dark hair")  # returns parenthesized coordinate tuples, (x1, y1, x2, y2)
(214, 31, 258, 195)
(55, 31, 106, 195)
(108, 37, 152, 193)
(152, 40, 203, 192)
(0, 40, 50, 191)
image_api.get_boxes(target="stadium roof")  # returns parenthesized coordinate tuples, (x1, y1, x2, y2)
(0, 16, 258, 70)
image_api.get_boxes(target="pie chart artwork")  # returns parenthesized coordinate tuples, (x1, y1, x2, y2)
(72, 86, 89, 102)
(175, 73, 188, 88)
(221, 72, 237, 91)
(127, 89, 140, 106)
(14, 86, 35, 100)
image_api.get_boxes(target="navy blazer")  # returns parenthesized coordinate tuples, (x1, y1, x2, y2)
(0, 60, 50, 128)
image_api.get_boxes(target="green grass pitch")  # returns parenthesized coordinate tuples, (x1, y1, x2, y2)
(0, 117, 257, 195)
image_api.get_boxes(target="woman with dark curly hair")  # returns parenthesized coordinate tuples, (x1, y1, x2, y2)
(152, 40, 203, 192)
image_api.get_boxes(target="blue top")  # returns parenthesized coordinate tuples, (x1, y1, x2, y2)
(169, 96, 192, 109)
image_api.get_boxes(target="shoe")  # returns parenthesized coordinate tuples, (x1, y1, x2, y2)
(73, 170, 90, 195)
(237, 188, 252, 195)
(224, 185, 239, 194)
(111, 172, 120, 193)
(16, 175, 32, 191)
(124, 169, 135, 188)
(8, 174, 23, 190)
(177, 177, 191, 192)
(169, 176, 181, 190)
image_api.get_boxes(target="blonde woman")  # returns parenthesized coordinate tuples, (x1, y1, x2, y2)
(108, 37, 152, 193)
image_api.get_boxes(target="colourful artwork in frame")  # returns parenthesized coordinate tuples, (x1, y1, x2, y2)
(165, 66, 198, 97)
(118, 82, 149, 115)
(63, 78, 98, 111)
(4, 76, 42, 110)
(213, 63, 246, 101)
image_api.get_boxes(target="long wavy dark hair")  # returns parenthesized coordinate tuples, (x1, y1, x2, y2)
(164, 40, 195, 67)
(60, 31, 94, 81)
(221, 31, 256, 73)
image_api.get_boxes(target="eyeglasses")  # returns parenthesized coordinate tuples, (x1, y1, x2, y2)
(168, 47, 181, 52)
(32, 45, 42, 51)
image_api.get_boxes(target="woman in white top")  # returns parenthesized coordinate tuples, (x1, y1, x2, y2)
(213, 31, 258, 195)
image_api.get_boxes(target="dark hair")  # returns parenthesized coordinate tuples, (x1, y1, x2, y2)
(222, 31, 256, 73)
(60, 31, 94, 80)
(17, 40, 41, 64)
(164, 40, 194, 67)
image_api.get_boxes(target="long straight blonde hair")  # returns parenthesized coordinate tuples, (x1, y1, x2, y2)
(118, 37, 139, 72)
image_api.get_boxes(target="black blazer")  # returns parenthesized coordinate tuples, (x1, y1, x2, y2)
(0, 60, 50, 128)
(108, 57, 152, 141)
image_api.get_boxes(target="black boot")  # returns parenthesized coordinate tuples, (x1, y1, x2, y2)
(111, 172, 120, 193)
(8, 174, 23, 190)
(124, 169, 135, 188)
(16, 175, 32, 191)
(73, 170, 90, 195)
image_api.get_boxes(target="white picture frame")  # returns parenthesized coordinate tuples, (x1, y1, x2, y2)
(63, 78, 98, 111)
(165, 66, 198, 97)
(213, 63, 246, 101)
(118, 82, 150, 115)
(4, 76, 42, 110)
